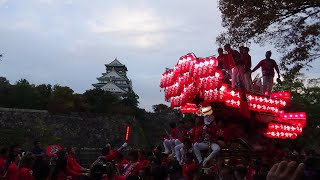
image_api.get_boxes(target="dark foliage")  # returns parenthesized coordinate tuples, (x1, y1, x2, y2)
(217, 0, 320, 72)
(0, 77, 140, 114)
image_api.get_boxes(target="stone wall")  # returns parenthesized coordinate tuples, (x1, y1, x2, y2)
(0, 107, 138, 149)
(0, 107, 180, 151)
(139, 111, 181, 146)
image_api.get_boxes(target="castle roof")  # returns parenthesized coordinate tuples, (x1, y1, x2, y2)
(97, 68, 128, 81)
(100, 81, 126, 93)
(106, 59, 126, 67)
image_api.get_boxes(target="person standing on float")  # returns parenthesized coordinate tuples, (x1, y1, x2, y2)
(251, 51, 280, 95)
(224, 44, 242, 89)
(242, 47, 253, 92)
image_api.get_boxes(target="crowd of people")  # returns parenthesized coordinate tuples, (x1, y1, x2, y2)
(0, 114, 318, 180)
(160, 115, 320, 180)
(217, 44, 281, 95)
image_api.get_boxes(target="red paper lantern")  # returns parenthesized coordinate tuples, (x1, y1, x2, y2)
(180, 103, 201, 114)
(265, 130, 298, 139)
(268, 123, 303, 134)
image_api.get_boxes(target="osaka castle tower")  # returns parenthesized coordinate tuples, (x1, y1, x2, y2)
(92, 58, 132, 94)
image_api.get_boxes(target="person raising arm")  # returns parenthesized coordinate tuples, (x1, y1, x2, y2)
(252, 51, 280, 95)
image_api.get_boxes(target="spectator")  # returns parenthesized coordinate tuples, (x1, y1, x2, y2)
(3, 144, 21, 177)
(32, 141, 49, 180)
(0, 147, 9, 175)
(18, 152, 36, 180)
(182, 153, 197, 180)
(48, 150, 68, 180)
(122, 150, 140, 178)
(234, 165, 247, 180)
(168, 160, 186, 180)
(138, 149, 149, 168)
(3, 152, 19, 180)
(267, 161, 304, 180)
(66, 146, 87, 179)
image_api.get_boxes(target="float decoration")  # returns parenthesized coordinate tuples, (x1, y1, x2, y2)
(160, 52, 307, 139)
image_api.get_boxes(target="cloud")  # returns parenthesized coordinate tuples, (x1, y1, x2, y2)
(2, 0, 317, 112)
(33, 0, 73, 5)
(87, 5, 182, 49)
(9, 20, 40, 32)
(0, 0, 7, 6)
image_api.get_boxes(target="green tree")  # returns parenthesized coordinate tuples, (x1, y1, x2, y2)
(274, 75, 320, 149)
(0, 77, 9, 85)
(217, 0, 320, 72)
(83, 88, 120, 113)
(0, 77, 12, 107)
(152, 104, 169, 113)
(48, 85, 75, 113)
(11, 79, 36, 109)
(33, 84, 52, 109)
(121, 91, 139, 108)
(73, 93, 89, 112)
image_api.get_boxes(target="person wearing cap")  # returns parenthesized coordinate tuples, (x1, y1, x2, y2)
(193, 115, 220, 167)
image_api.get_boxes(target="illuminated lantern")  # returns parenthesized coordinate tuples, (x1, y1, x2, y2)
(270, 91, 291, 102)
(278, 112, 307, 127)
(265, 131, 298, 139)
(268, 123, 303, 134)
(180, 103, 201, 114)
(160, 72, 167, 88)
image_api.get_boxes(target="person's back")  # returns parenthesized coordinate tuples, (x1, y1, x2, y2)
(232, 49, 243, 66)
(18, 153, 35, 180)
(0, 147, 9, 175)
(4, 162, 18, 180)
(217, 48, 225, 70)
(18, 167, 34, 180)
(32, 158, 49, 180)
(242, 51, 252, 73)
(252, 51, 280, 95)
(242, 47, 252, 91)
(260, 59, 277, 77)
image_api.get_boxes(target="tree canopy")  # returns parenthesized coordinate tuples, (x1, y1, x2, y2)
(0, 77, 141, 114)
(217, 0, 320, 72)
(152, 104, 170, 113)
(273, 73, 320, 149)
